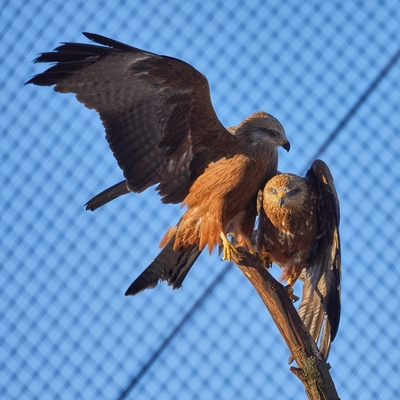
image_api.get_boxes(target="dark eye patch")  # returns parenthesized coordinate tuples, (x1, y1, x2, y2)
(259, 128, 279, 136)
(287, 187, 301, 197)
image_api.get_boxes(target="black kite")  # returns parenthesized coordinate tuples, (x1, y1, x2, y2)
(27, 33, 290, 293)
(257, 159, 341, 358)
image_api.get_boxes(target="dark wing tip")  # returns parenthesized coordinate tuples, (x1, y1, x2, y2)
(82, 32, 138, 52)
(26, 32, 140, 87)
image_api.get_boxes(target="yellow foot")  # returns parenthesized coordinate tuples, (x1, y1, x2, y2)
(220, 232, 238, 262)
(285, 285, 300, 302)
(259, 252, 273, 269)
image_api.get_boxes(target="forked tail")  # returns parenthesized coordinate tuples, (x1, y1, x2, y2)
(125, 235, 202, 296)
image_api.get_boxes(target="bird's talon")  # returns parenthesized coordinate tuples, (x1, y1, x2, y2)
(220, 232, 237, 262)
(259, 252, 273, 269)
(286, 285, 300, 302)
(221, 243, 238, 262)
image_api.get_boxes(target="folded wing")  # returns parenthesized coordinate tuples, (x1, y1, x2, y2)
(300, 159, 341, 358)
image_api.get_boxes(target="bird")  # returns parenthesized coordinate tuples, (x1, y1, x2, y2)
(26, 32, 290, 294)
(257, 159, 341, 359)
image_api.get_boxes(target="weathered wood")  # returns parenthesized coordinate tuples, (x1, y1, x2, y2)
(232, 249, 340, 400)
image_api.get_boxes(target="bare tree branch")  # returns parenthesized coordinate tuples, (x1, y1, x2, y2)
(231, 249, 340, 400)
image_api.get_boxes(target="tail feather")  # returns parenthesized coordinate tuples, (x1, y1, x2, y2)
(85, 180, 129, 211)
(125, 235, 201, 296)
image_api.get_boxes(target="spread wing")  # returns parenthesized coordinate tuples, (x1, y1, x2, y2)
(300, 159, 341, 358)
(27, 32, 239, 204)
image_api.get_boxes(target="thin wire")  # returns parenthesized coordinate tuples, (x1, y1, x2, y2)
(116, 262, 233, 400)
(304, 47, 400, 170)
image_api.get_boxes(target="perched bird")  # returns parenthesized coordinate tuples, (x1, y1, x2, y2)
(27, 32, 290, 294)
(257, 160, 341, 359)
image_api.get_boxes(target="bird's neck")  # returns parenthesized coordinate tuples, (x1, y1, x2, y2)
(269, 206, 297, 235)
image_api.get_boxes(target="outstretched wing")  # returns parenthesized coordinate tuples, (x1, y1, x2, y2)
(300, 159, 341, 358)
(27, 32, 239, 204)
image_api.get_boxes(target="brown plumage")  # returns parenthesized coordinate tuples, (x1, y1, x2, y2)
(160, 113, 288, 254)
(257, 160, 341, 359)
(27, 32, 290, 294)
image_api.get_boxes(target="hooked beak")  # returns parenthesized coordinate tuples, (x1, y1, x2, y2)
(282, 140, 290, 152)
(278, 193, 285, 207)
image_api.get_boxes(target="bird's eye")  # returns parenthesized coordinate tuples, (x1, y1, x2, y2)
(259, 128, 278, 136)
(287, 188, 301, 197)
(268, 188, 277, 195)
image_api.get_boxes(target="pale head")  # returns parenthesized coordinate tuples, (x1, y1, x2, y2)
(234, 111, 290, 151)
(263, 173, 309, 210)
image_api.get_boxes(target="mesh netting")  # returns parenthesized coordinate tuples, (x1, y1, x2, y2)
(2, 1, 400, 399)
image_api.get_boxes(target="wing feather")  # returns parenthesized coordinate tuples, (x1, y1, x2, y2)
(303, 159, 341, 344)
(27, 32, 238, 203)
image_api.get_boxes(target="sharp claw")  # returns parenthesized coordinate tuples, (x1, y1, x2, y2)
(285, 285, 300, 302)
(259, 252, 273, 269)
(222, 242, 238, 262)
(220, 232, 238, 262)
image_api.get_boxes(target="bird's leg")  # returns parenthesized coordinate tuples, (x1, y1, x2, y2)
(243, 236, 256, 254)
(220, 232, 237, 262)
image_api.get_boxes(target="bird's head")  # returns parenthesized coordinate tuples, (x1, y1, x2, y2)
(263, 173, 307, 210)
(234, 111, 290, 151)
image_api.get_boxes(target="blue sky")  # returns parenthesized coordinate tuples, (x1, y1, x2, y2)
(2, 1, 400, 399)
